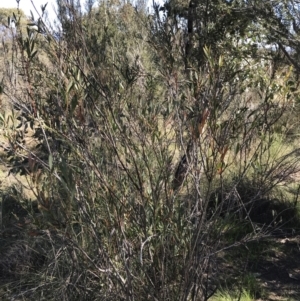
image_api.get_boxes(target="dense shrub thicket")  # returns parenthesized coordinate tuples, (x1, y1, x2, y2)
(0, 0, 300, 300)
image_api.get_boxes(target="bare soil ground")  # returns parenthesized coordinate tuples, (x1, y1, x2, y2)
(219, 233, 300, 301)
(254, 236, 300, 301)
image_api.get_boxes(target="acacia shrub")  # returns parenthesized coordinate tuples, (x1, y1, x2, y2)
(0, 1, 299, 300)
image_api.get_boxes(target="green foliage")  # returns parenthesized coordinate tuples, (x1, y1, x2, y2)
(0, 8, 26, 24)
(0, 1, 300, 300)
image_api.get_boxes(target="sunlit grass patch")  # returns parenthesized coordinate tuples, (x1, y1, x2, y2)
(211, 289, 254, 301)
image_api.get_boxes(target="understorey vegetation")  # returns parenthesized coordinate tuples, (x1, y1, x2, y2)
(0, 0, 300, 300)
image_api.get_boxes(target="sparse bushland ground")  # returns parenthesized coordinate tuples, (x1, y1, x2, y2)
(1, 1, 300, 300)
